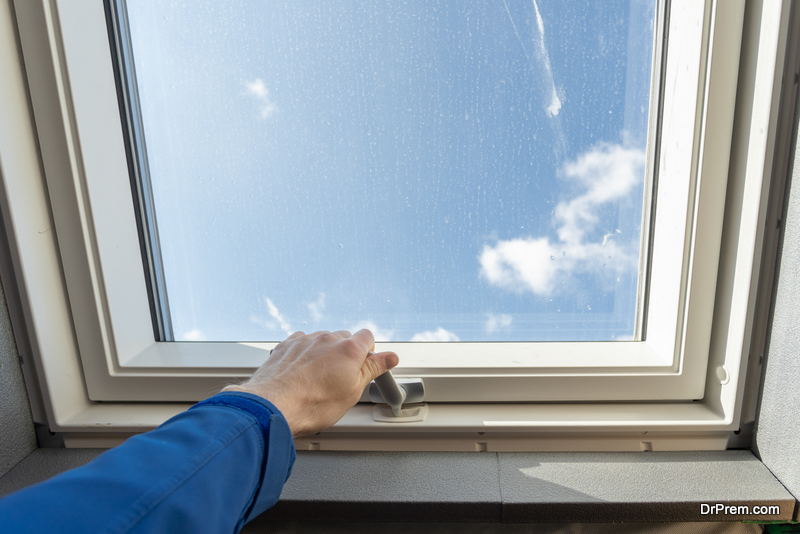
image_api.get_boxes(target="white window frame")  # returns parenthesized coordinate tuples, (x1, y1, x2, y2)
(0, 0, 790, 449)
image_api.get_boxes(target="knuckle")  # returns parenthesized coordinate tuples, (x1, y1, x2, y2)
(342, 337, 360, 352)
(341, 337, 363, 357)
(316, 332, 336, 344)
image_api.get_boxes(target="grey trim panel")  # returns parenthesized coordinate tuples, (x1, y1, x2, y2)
(0, 449, 795, 523)
(0, 448, 103, 497)
(0, 257, 37, 477)
(243, 450, 798, 523)
(497, 451, 794, 523)
(266, 451, 503, 523)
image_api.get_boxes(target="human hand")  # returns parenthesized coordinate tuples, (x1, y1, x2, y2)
(222, 329, 399, 437)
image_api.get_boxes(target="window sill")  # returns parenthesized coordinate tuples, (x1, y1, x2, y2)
(1, 449, 795, 523)
(47, 400, 734, 440)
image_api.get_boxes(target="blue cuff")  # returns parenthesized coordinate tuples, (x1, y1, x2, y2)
(191, 391, 284, 445)
(190, 391, 297, 522)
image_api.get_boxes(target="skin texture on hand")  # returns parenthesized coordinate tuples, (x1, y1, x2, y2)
(222, 329, 399, 437)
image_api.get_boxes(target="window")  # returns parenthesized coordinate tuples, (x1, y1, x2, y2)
(0, 0, 790, 449)
(120, 0, 657, 345)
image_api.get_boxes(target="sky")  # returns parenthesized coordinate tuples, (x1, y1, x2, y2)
(125, 0, 658, 343)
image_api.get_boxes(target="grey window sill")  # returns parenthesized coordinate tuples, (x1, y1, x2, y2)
(0, 449, 796, 523)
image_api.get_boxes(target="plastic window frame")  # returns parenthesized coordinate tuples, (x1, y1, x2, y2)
(0, 0, 790, 448)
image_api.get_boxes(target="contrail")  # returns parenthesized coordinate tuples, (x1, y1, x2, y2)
(532, 0, 562, 118)
(501, 0, 567, 155)
(502, 0, 532, 63)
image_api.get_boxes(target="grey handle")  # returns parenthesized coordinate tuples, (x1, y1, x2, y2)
(368, 354, 425, 417)
(373, 371, 407, 417)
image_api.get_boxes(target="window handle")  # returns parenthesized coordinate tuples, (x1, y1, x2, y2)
(369, 366, 425, 417)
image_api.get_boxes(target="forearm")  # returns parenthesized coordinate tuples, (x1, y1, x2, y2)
(0, 392, 295, 534)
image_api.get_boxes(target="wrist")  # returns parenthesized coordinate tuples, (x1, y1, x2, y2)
(220, 385, 307, 437)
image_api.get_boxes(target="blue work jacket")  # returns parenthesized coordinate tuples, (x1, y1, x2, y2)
(0, 391, 296, 533)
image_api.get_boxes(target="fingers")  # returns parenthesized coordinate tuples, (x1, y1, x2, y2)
(360, 350, 400, 385)
(270, 330, 306, 354)
(381, 351, 400, 372)
(351, 328, 376, 352)
(331, 330, 351, 338)
(296, 329, 367, 343)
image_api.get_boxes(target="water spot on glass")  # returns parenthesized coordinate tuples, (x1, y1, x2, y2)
(562, 251, 566, 256)
(550, 255, 554, 260)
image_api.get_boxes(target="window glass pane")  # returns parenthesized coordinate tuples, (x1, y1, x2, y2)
(122, 0, 659, 342)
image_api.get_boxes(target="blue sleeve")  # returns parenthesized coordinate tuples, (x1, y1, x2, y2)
(0, 391, 296, 533)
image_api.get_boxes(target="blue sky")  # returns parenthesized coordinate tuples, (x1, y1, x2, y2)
(126, 0, 657, 342)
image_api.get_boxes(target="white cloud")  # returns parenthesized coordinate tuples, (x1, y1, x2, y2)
(307, 292, 326, 321)
(245, 78, 278, 119)
(485, 313, 513, 334)
(481, 237, 559, 295)
(245, 78, 269, 98)
(479, 143, 645, 297)
(556, 144, 644, 243)
(411, 327, 460, 342)
(181, 328, 206, 341)
(265, 297, 293, 335)
(351, 320, 395, 342)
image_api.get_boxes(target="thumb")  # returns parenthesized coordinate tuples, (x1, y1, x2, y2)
(361, 351, 400, 384)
